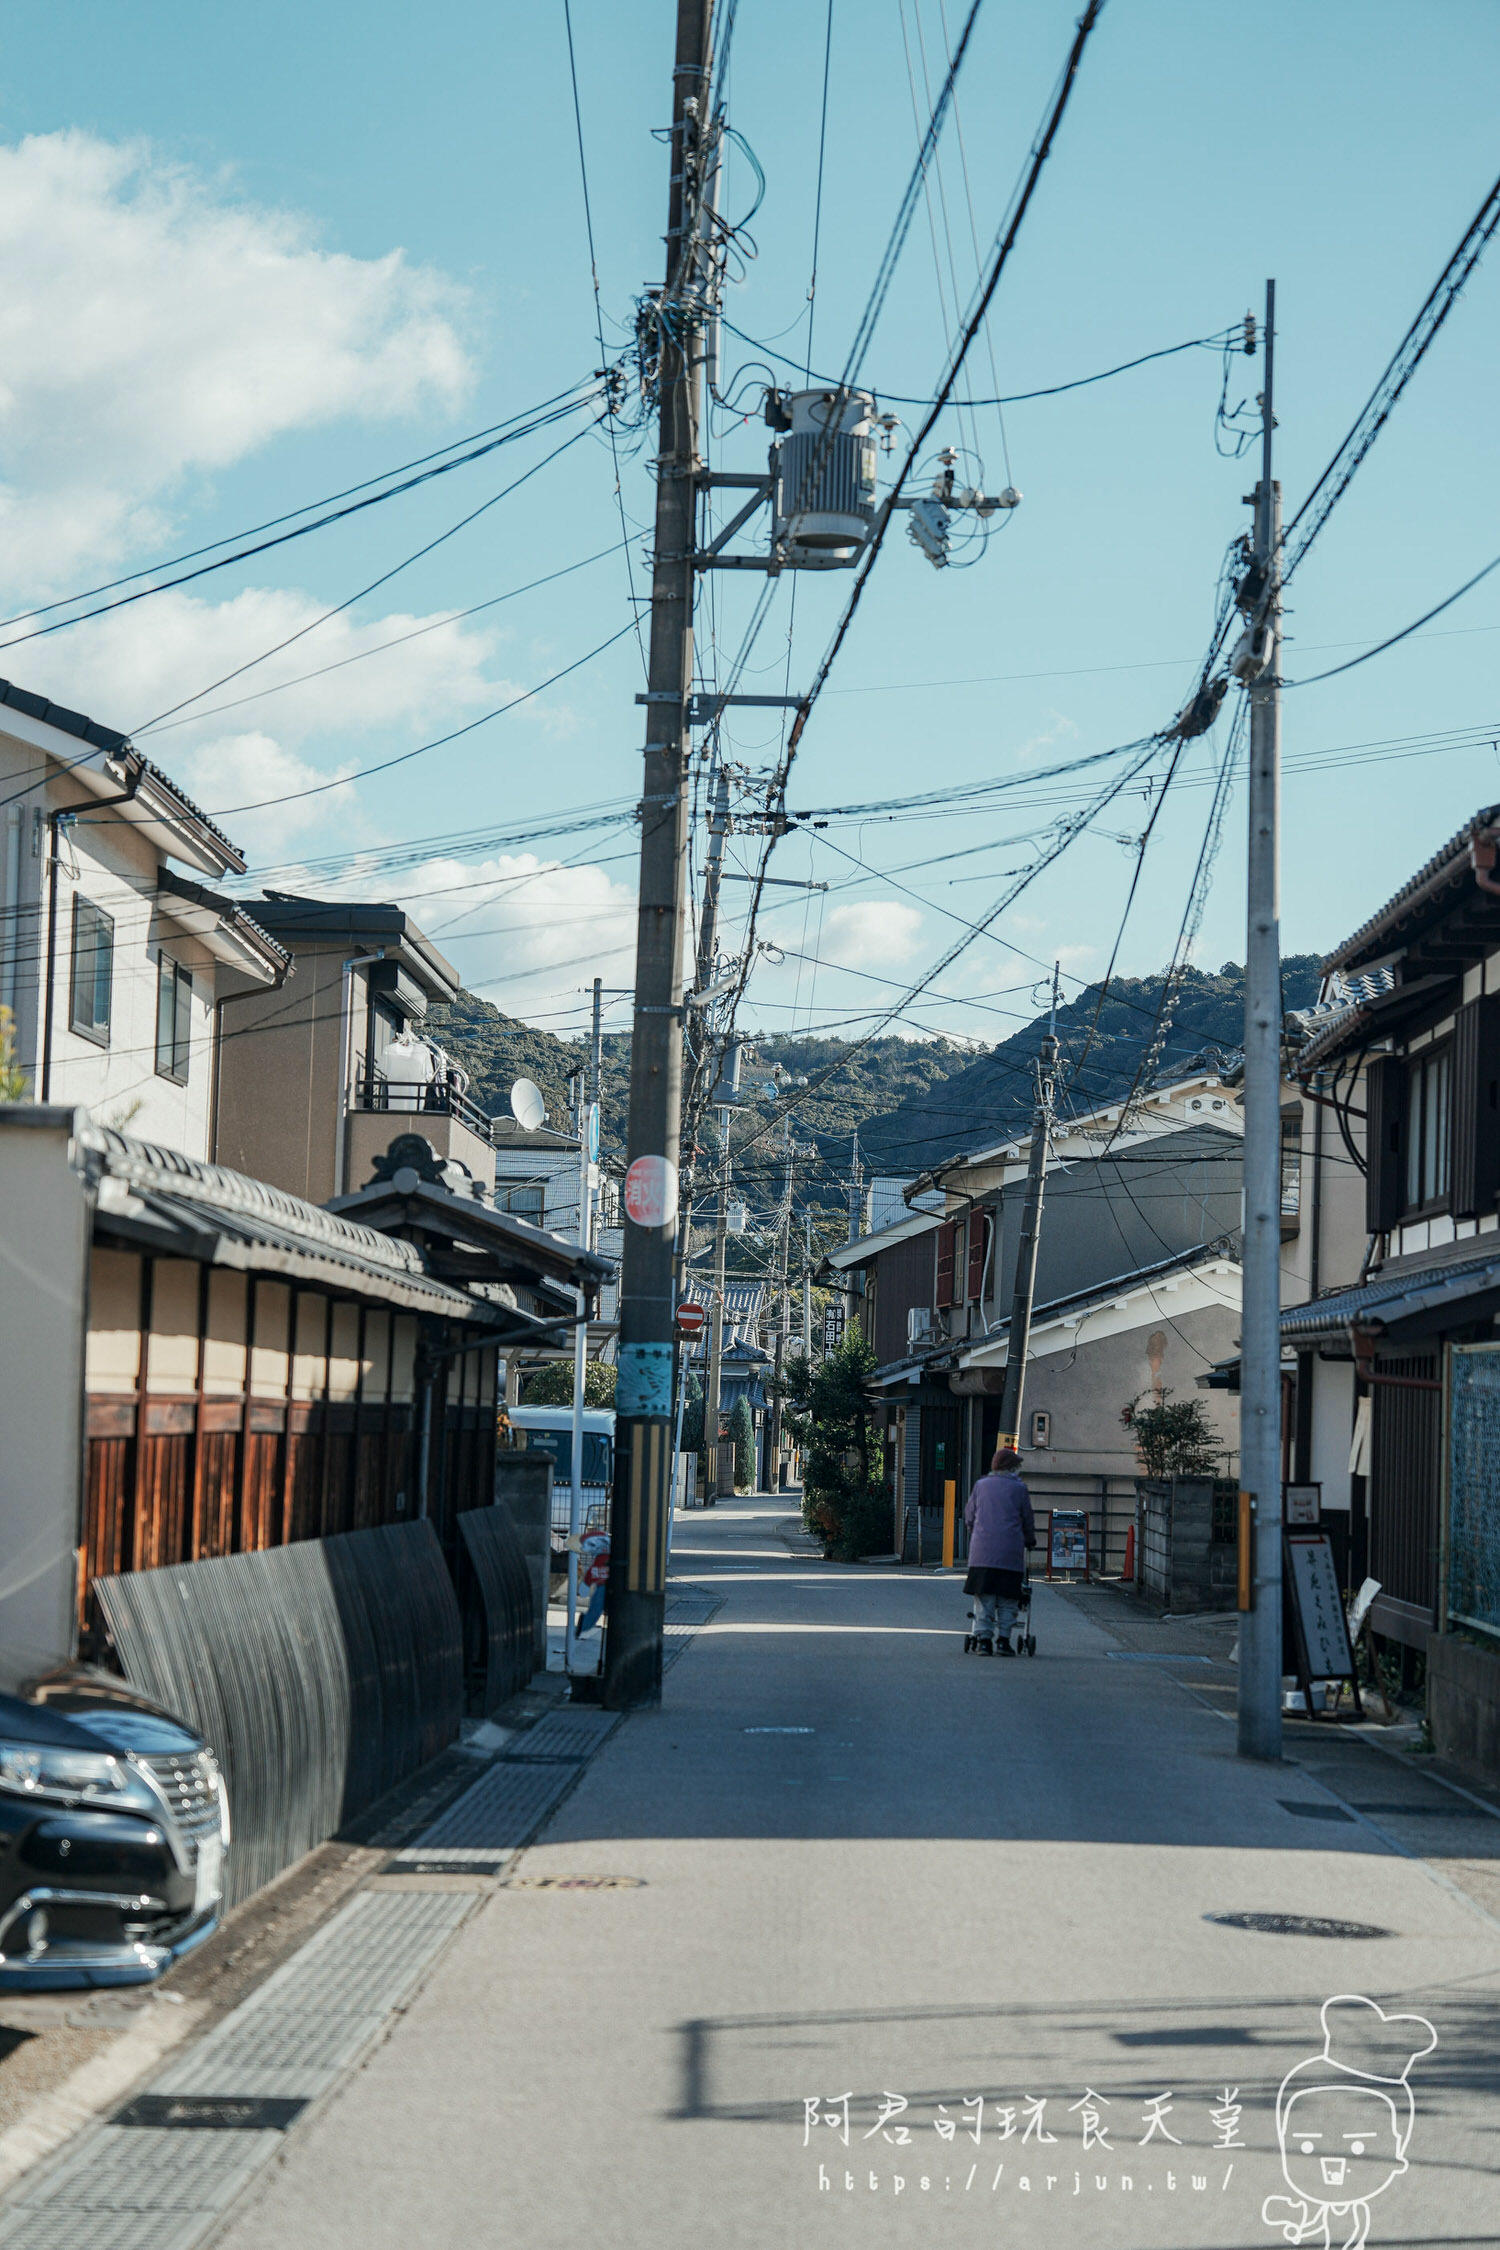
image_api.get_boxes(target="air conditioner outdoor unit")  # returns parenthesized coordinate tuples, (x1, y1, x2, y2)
(907, 1306, 934, 1348)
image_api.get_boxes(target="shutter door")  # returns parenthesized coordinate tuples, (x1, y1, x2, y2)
(1451, 992, 1500, 1219)
(1364, 1056, 1406, 1234)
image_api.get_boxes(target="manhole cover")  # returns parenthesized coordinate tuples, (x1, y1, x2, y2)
(1206, 1912, 1392, 1939)
(507, 1874, 645, 1891)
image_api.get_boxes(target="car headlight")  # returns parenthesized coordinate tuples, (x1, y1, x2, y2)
(0, 1742, 162, 1817)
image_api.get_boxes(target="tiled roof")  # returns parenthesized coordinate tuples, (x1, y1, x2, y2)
(1322, 805, 1500, 974)
(1281, 1250, 1500, 1343)
(0, 679, 244, 866)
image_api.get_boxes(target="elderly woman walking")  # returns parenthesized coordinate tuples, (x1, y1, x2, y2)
(963, 1447, 1037, 1655)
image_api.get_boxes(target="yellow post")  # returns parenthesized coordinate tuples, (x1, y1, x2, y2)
(942, 1479, 957, 1569)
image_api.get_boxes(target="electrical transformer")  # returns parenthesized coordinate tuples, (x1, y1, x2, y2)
(771, 387, 878, 561)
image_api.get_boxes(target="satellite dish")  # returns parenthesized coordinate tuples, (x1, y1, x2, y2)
(509, 1078, 546, 1132)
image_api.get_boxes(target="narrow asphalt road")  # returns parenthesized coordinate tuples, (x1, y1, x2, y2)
(215, 1500, 1500, 2250)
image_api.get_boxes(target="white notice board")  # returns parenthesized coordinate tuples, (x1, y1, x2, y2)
(1285, 1531, 1356, 1684)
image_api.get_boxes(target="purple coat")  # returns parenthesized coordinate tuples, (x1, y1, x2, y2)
(964, 1472, 1036, 1571)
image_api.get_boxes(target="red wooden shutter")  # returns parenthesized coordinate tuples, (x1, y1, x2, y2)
(934, 1220, 957, 1310)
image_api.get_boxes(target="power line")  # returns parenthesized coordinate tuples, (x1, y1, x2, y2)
(563, 0, 649, 677)
(0, 379, 605, 633)
(1283, 548, 1500, 687)
(131, 423, 599, 734)
(721, 311, 1236, 408)
(139, 538, 631, 739)
(207, 619, 639, 817)
(1283, 165, 1500, 581)
(0, 389, 605, 657)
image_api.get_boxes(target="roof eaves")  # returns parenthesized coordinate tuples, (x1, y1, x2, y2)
(1322, 805, 1500, 975)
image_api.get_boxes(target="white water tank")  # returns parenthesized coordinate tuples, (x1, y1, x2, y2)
(381, 1030, 436, 1087)
(772, 388, 878, 561)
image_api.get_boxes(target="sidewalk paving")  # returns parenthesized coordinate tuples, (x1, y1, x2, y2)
(3, 1505, 1497, 2249)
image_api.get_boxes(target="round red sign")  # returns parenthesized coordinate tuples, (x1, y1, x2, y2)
(624, 1153, 679, 1228)
(675, 1301, 706, 1335)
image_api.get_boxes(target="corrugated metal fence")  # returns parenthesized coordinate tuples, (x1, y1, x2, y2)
(96, 1520, 463, 1908)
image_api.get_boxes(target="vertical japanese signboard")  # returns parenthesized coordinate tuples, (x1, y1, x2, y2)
(1283, 1529, 1361, 1714)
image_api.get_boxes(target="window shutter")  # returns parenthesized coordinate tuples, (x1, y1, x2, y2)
(1451, 993, 1500, 1218)
(967, 1211, 990, 1301)
(934, 1219, 957, 1310)
(1364, 1056, 1406, 1233)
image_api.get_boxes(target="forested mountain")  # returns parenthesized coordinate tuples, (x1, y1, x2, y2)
(430, 954, 1323, 1212)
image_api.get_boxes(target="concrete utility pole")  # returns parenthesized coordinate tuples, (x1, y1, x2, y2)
(847, 1128, 863, 1242)
(1238, 279, 1284, 1763)
(996, 976, 1061, 1450)
(802, 1207, 813, 1361)
(702, 1107, 732, 1500)
(605, 0, 715, 1709)
(764, 1121, 794, 1491)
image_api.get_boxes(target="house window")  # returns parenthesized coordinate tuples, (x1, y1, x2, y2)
(496, 1180, 546, 1225)
(69, 896, 114, 1046)
(1405, 1045, 1451, 1212)
(1280, 1113, 1302, 1234)
(155, 954, 192, 1084)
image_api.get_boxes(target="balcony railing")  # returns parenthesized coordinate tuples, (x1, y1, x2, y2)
(354, 1066, 495, 1145)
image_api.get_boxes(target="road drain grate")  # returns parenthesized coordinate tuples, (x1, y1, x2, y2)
(113, 2097, 307, 2133)
(506, 1873, 644, 1891)
(1277, 1798, 1356, 1821)
(1207, 1911, 1393, 1938)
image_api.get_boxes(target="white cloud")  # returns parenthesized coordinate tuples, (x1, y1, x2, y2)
(387, 853, 638, 1022)
(177, 733, 361, 863)
(0, 130, 471, 591)
(13, 583, 513, 747)
(820, 899, 923, 970)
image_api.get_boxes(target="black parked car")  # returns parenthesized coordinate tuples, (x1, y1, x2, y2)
(0, 1659, 228, 1990)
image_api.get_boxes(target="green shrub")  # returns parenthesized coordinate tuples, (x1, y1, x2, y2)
(1120, 1389, 1221, 1478)
(729, 1396, 755, 1490)
(776, 1331, 888, 1560)
(522, 1360, 617, 1408)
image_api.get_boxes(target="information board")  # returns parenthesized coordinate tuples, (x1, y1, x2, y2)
(1049, 1509, 1088, 1576)
(1284, 1530, 1358, 1690)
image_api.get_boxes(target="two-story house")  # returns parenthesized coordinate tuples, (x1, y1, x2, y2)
(829, 1072, 1245, 1565)
(1281, 805, 1500, 1733)
(0, 680, 288, 1143)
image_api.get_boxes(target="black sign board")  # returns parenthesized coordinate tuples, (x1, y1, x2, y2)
(1283, 1530, 1363, 1718)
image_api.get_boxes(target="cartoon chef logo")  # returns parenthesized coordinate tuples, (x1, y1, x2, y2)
(1263, 1995, 1436, 2250)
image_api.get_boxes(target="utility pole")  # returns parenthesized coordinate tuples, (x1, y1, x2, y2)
(1238, 278, 1284, 1763)
(673, 760, 733, 1305)
(589, 977, 604, 1106)
(996, 972, 1061, 1450)
(847, 1128, 863, 1242)
(764, 1120, 794, 1493)
(605, 0, 715, 1709)
(702, 1109, 730, 1502)
(802, 1207, 813, 1361)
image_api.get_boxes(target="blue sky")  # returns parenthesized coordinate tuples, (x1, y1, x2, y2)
(3, 1, 1500, 1047)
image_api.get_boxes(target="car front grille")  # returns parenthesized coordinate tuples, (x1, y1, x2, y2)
(137, 1749, 222, 1859)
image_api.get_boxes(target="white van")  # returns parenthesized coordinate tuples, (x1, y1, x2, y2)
(506, 1405, 615, 1538)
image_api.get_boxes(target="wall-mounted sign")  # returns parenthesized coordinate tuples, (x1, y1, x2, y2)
(624, 1154, 679, 1228)
(1284, 1483, 1321, 1526)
